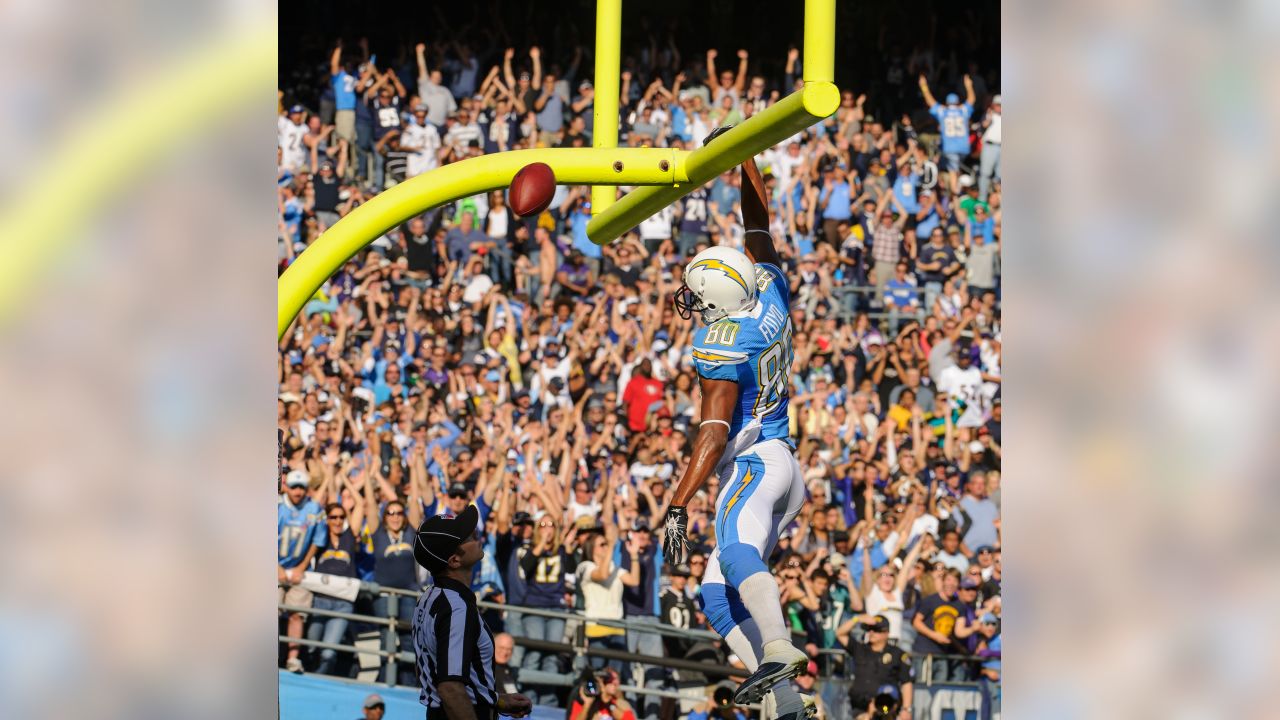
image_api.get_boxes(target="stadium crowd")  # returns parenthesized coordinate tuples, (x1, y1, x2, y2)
(278, 14, 1000, 720)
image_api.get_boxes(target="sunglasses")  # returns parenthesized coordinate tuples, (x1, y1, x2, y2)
(328, 514, 346, 520)
(689, 559, 706, 565)
(448, 492, 467, 499)
(786, 560, 802, 568)
(385, 510, 405, 517)
(538, 521, 555, 528)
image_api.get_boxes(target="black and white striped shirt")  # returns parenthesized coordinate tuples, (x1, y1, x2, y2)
(414, 577, 497, 712)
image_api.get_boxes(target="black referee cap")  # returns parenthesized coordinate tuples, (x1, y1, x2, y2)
(414, 504, 479, 572)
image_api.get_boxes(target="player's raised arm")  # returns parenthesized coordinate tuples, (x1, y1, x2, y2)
(739, 156, 783, 267)
(663, 377, 737, 566)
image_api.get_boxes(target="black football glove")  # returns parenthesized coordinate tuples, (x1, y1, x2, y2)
(663, 505, 689, 567)
(703, 124, 736, 146)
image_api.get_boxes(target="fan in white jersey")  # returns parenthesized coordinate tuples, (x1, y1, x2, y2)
(277, 104, 309, 172)
(400, 104, 442, 178)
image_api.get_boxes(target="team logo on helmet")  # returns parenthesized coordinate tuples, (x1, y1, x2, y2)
(689, 258, 750, 294)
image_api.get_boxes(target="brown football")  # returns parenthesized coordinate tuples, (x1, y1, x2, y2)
(509, 162, 557, 218)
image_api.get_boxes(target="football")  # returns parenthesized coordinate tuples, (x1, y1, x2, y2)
(509, 162, 557, 217)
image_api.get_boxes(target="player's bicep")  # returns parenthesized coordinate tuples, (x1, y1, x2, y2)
(698, 377, 739, 423)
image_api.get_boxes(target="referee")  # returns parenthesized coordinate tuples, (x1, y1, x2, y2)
(413, 505, 532, 720)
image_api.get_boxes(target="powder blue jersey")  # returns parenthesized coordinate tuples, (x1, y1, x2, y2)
(691, 263, 795, 452)
(278, 498, 326, 568)
(930, 102, 975, 155)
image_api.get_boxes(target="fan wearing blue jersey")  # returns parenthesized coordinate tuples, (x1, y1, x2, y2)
(279, 469, 327, 673)
(919, 73, 975, 194)
(663, 129, 813, 720)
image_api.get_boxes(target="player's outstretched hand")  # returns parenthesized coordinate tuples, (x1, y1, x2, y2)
(663, 505, 689, 566)
(703, 124, 735, 146)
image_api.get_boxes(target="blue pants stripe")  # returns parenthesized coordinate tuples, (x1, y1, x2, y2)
(717, 453, 765, 545)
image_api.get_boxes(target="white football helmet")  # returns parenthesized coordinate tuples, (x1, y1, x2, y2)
(675, 246, 758, 323)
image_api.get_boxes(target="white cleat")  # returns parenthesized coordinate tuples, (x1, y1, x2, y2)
(734, 643, 808, 705)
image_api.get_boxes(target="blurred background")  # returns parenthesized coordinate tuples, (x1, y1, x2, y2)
(0, 0, 1277, 717)
(0, 1, 277, 719)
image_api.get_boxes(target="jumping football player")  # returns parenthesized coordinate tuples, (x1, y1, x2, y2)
(663, 128, 811, 718)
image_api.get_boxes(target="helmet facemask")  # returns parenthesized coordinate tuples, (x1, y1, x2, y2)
(674, 283, 727, 324)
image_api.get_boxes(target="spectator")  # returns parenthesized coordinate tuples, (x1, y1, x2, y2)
(329, 43, 361, 163)
(399, 104, 442, 179)
(517, 515, 575, 704)
(882, 262, 920, 333)
(869, 199, 907, 308)
(279, 469, 325, 674)
(578, 484, 642, 675)
(305, 499, 364, 676)
(860, 534, 929, 645)
(978, 96, 1001, 201)
(975, 612, 1001, 714)
(494, 632, 522, 697)
(911, 568, 963, 681)
(415, 43, 457, 127)
(934, 529, 969, 573)
(619, 523, 663, 720)
(364, 493, 419, 686)
(959, 472, 999, 552)
(279, 104, 310, 173)
(446, 210, 487, 266)
(359, 694, 385, 720)
(555, 248, 595, 301)
(569, 669, 635, 720)
(847, 615, 914, 720)
(366, 70, 406, 191)
(621, 360, 662, 433)
(918, 73, 975, 194)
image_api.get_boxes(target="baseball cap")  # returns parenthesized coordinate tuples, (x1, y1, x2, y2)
(512, 511, 534, 526)
(960, 577, 981, 589)
(414, 103, 428, 112)
(864, 615, 890, 632)
(579, 79, 593, 90)
(289, 104, 305, 114)
(992, 94, 1002, 104)
(285, 470, 310, 488)
(874, 685, 901, 710)
(484, 370, 502, 382)
(981, 612, 999, 625)
(670, 564, 693, 577)
(975, 545, 994, 555)
(413, 504, 480, 572)
(945, 93, 959, 104)
(447, 482, 470, 497)
(364, 694, 386, 709)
